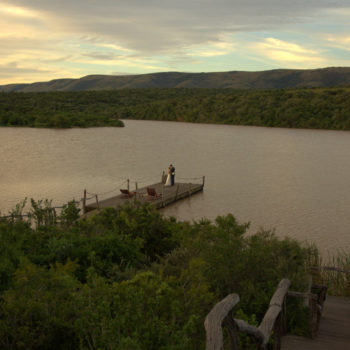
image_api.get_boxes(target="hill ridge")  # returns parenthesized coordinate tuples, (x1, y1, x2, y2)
(1, 67, 350, 92)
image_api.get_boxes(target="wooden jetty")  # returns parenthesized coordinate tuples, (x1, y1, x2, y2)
(82, 176, 205, 216)
(204, 267, 350, 350)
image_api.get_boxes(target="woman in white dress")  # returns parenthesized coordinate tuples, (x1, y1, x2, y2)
(165, 166, 172, 186)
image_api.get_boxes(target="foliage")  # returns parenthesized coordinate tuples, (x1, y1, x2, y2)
(59, 200, 81, 229)
(4, 198, 27, 223)
(0, 261, 80, 350)
(28, 199, 57, 228)
(1, 87, 350, 130)
(0, 200, 320, 349)
(0, 91, 124, 128)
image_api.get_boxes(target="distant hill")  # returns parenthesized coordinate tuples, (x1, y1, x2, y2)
(1, 67, 350, 92)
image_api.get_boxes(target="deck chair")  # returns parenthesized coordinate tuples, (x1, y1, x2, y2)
(120, 189, 134, 198)
(146, 187, 161, 199)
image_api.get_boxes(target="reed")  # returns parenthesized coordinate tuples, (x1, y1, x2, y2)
(310, 250, 350, 297)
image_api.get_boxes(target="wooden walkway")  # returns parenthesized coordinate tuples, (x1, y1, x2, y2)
(282, 296, 350, 350)
(83, 181, 204, 215)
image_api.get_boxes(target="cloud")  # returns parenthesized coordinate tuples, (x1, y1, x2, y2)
(2, 0, 350, 55)
(0, 0, 349, 83)
(324, 34, 350, 51)
(252, 37, 325, 66)
(260, 38, 317, 55)
(0, 3, 41, 18)
(96, 43, 134, 53)
(0, 62, 65, 84)
(184, 37, 235, 58)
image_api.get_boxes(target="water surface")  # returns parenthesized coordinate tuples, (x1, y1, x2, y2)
(1, 120, 350, 256)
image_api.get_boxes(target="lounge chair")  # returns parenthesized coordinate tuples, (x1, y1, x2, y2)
(146, 187, 162, 199)
(120, 189, 134, 198)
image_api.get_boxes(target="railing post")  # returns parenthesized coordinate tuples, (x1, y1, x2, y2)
(127, 179, 130, 191)
(134, 182, 138, 203)
(162, 184, 165, 207)
(282, 297, 287, 335)
(95, 195, 100, 210)
(304, 275, 313, 308)
(203, 175, 205, 186)
(83, 189, 87, 214)
(309, 297, 318, 338)
(175, 184, 179, 200)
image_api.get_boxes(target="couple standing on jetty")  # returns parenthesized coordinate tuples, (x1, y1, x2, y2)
(165, 164, 175, 186)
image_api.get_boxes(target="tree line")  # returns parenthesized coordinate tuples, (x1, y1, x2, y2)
(0, 87, 349, 129)
(0, 199, 321, 349)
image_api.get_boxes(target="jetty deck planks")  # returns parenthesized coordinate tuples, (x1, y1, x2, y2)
(83, 181, 204, 215)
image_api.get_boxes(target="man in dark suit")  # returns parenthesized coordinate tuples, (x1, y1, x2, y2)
(170, 164, 175, 186)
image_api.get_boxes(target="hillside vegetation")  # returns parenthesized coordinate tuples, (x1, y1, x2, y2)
(0, 200, 318, 349)
(1, 67, 350, 92)
(1, 86, 350, 130)
(0, 91, 124, 128)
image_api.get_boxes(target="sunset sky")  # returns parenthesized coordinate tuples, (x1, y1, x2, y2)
(1, 0, 350, 85)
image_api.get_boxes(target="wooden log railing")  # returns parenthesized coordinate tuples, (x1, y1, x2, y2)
(205, 277, 327, 350)
(205, 279, 290, 350)
(309, 266, 350, 275)
(205, 294, 240, 350)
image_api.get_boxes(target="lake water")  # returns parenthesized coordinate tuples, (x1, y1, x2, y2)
(1, 120, 350, 256)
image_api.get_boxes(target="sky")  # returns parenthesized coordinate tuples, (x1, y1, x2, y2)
(0, 0, 350, 85)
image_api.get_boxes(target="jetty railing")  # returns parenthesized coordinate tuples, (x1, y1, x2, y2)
(205, 277, 327, 350)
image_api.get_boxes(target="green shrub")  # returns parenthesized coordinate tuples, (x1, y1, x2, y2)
(0, 200, 321, 349)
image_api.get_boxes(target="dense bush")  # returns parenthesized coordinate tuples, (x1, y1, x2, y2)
(0, 200, 318, 349)
(0, 91, 124, 128)
(1, 87, 350, 129)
